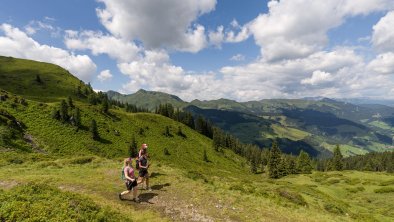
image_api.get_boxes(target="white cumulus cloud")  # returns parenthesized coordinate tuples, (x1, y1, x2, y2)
(372, 11, 394, 52)
(96, 0, 216, 53)
(301, 70, 334, 85)
(64, 30, 141, 63)
(98, 69, 113, 82)
(248, 0, 394, 61)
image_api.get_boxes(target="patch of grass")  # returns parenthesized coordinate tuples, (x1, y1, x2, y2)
(345, 186, 365, 193)
(374, 187, 394, 193)
(323, 203, 345, 214)
(270, 124, 310, 141)
(0, 182, 131, 221)
(379, 179, 394, 186)
(277, 188, 307, 206)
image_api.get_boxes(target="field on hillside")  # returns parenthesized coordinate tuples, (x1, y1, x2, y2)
(1, 154, 393, 221)
(1, 56, 394, 221)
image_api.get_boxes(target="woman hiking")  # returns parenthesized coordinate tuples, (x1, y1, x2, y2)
(138, 152, 152, 191)
(138, 143, 148, 158)
(119, 158, 139, 202)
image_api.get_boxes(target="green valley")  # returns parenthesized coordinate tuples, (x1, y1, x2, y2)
(1, 56, 394, 221)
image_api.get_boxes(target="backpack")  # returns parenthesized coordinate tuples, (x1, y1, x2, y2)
(121, 167, 125, 180)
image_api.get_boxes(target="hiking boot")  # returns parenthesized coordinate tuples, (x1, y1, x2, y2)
(118, 193, 123, 201)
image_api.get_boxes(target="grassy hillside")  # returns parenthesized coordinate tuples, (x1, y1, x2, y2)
(1, 56, 394, 221)
(0, 56, 89, 102)
(107, 89, 187, 111)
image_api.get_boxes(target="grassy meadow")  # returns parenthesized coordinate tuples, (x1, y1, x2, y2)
(0, 56, 393, 221)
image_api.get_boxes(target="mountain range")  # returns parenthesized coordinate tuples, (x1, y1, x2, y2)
(108, 90, 394, 157)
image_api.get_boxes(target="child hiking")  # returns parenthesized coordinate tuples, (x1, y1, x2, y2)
(119, 158, 139, 202)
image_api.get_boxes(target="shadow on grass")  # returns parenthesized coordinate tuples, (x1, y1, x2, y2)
(151, 183, 170, 191)
(137, 192, 158, 204)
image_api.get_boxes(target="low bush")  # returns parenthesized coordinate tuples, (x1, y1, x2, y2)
(0, 182, 130, 221)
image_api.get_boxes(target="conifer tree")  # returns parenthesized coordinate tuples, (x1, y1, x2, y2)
(163, 126, 171, 137)
(268, 141, 282, 179)
(76, 86, 82, 97)
(67, 96, 74, 108)
(278, 156, 289, 178)
(59, 100, 69, 122)
(101, 97, 109, 113)
(36, 74, 42, 84)
(297, 150, 313, 174)
(331, 145, 343, 171)
(73, 108, 81, 129)
(90, 119, 100, 140)
(88, 94, 97, 105)
(212, 127, 221, 152)
(288, 157, 298, 174)
(128, 135, 138, 158)
(177, 126, 186, 138)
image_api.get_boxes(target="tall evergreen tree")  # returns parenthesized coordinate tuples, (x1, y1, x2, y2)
(36, 74, 42, 84)
(88, 94, 98, 105)
(59, 100, 69, 122)
(73, 108, 81, 129)
(90, 119, 100, 140)
(330, 145, 343, 171)
(297, 150, 313, 174)
(101, 97, 109, 113)
(128, 135, 138, 158)
(268, 141, 282, 179)
(212, 127, 222, 152)
(67, 96, 74, 108)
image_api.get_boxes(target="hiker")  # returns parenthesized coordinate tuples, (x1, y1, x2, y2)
(135, 143, 148, 168)
(119, 158, 139, 202)
(138, 152, 151, 191)
(138, 143, 148, 158)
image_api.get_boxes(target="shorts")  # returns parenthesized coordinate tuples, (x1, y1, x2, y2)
(125, 180, 138, 190)
(139, 169, 149, 178)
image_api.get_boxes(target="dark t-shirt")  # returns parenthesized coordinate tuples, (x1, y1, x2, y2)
(139, 156, 148, 167)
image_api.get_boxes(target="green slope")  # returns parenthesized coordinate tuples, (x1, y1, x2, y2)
(107, 89, 187, 111)
(0, 56, 89, 102)
(1, 56, 394, 221)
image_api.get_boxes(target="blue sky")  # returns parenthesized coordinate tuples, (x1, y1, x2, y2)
(1, 0, 394, 101)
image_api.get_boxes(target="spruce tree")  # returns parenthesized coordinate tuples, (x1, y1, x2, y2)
(128, 135, 138, 158)
(67, 96, 74, 108)
(268, 141, 282, 179)
(278, 156, 289, 178)
(331, 145, 343, 171)
(90, 119, 99, 140)
(36, 74, 42, 84)
(73, 108, 81, 129)
(212, 128, 221, 152)
(101, 97, 109, 113)
(59, 100, 69, 122)
(297, 150, 313, 174)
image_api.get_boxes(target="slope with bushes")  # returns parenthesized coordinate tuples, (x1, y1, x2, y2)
(1, 56, 394, 221)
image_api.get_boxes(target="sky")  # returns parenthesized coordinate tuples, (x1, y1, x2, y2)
(1, 0, 394, 102)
